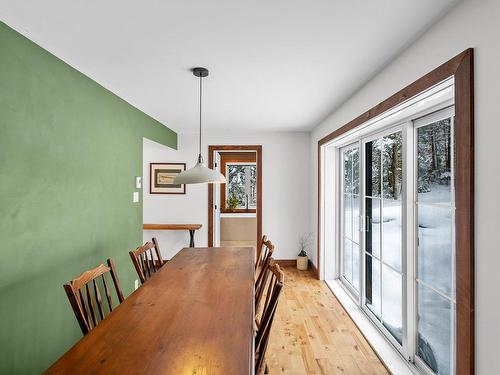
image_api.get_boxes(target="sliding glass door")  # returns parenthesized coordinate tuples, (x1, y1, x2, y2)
(340, 144, 360, 294)
(414, 113, 455, 375)
(334, 107, 456, 375)
(363, 129, 404, 347)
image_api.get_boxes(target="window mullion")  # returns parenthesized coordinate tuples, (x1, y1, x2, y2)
(379, 143, 384, 326)
(245, 166, 251, 199)
(403, 121, 416, 361)
(358, 139, 364, 305)
(351, 154, 355, 285)
(339, 148, 346, 285)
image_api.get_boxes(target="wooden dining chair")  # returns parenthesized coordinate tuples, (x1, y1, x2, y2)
(129, 237, 166, 284)
(255, 238, 274, 310)
(63, 258, 125, 335)
(255, 234, 267, 271)
(255, 261, 284, 375)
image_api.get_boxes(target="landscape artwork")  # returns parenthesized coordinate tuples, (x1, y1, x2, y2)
(149, 163, 186, 194)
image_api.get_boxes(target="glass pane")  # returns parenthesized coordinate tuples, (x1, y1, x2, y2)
(250, 166, 257, 207)
(382, 265, 402, 344)
(382, 132, 403, 200)
(344, 194, 352, 240)
(382, 200, 402, 271)
(352, 243, 360, 291)
(344, 151, 352, 193)
(417, 118, 453, 205)
(365, 140, 381, 197)
(352, 149, 360, 195)
(365, 198, 381, 258)
(365, 255, 381, 319)
(343, 238, 353, 283)
(418, 205, 454, 297)
(417, 284, 453, 375)
(227, 166, 243, 206)
(352, 195, 360, 243)
(226, 164, 257, 209)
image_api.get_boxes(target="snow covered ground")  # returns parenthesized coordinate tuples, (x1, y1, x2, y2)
(416, 184, 454, 375)
(364, 184, 453, 375)
(343, 184, 453, 374)
(365, 196, 403, 344)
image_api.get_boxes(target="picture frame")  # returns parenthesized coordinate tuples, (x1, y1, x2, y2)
(149, 163, 186, 194)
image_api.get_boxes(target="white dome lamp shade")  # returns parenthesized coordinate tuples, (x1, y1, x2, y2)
(173, 67, 226, 185)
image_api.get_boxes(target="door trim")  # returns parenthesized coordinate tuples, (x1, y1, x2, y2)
(208, 145, 262, 247)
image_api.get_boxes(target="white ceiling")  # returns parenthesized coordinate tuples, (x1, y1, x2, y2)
(0, 0, 459, 133)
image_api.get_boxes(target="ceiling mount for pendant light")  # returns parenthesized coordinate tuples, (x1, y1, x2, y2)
(173, 67, 226, 185)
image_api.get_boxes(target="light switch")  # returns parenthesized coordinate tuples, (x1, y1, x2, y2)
(133, 191, 139, 203)
(135, 176, 142, 189)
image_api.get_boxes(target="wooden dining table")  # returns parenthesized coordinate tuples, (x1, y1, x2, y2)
(45, 247, 255, 375)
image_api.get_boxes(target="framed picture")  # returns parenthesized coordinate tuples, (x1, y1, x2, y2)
(149, 163, 186, 194)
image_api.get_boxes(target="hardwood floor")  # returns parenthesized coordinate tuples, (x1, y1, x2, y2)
(266, 266, 389, 375)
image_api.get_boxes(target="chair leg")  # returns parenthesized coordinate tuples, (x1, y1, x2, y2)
(265, 362, 269, 374)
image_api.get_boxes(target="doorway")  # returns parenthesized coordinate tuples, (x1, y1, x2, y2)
(208, 145, 262, 248)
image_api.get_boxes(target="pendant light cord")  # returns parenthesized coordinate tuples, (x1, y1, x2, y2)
(198, 75, 202, 161)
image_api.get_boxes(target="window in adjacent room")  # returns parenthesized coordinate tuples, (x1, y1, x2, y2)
(225, 162, 257, 211)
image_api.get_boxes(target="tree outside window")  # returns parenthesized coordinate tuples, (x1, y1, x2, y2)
(225, 163, 257, 210)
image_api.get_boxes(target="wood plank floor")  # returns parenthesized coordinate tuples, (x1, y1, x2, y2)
(266, 266, 389, 375)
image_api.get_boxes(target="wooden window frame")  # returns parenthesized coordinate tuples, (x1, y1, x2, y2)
(208, 145, 262, 247)
(317, 49, 474, 375)
(220, 155, 257, 214)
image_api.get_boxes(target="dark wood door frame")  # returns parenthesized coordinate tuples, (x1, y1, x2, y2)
(317, 49, 474, 374)
(208, 145, 262, 247)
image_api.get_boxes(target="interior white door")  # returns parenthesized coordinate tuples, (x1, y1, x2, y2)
(213, 151, 222, 246)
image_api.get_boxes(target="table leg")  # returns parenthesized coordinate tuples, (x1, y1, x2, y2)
(189, 230, 195, 247)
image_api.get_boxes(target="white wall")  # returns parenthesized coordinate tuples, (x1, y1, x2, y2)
(143, 131, 310, 260)
(309, 0, 499, 372)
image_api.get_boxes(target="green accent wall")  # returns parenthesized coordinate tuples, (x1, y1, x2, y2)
(0, 21, 177, 374)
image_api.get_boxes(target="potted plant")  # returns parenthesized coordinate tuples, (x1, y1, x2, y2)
(226, 195, 240, 211)
(297, 234, 311, 270)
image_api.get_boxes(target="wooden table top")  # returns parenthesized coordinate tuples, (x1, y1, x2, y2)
(45, 247, 255, 375)
(143, 223, 202, 230)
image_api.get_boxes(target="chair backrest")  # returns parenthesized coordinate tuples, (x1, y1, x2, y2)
(255, 234, 268, 271)
(129, 237, 165, 284)
(255, 261, 284, 374)
(63, 258, 125, 335)
(255, 239, 274, 309)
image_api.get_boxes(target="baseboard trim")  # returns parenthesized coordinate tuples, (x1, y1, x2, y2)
(274, 259, 318, 277)
(308, 260, 319, 279)
(274, 259, 296, 267)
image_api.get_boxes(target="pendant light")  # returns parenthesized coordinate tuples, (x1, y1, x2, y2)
(173, 67, 226, 185)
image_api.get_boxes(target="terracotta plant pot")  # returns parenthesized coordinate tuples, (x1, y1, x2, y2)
(296, 255, 308, 270)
